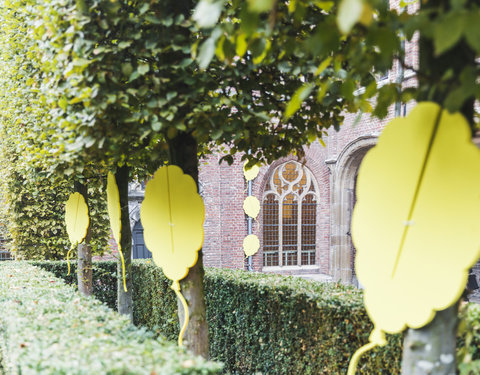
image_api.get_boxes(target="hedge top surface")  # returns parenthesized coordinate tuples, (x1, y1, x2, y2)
(0, 262, 222, 375)
(206, 266, 365, 309)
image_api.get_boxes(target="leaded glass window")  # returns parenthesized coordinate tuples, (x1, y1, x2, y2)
(262, 161, 319, 267)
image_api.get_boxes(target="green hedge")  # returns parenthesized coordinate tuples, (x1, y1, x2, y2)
(35, 260, 400, 373)
(0, 262, 222, 374)
(33, 260, 480, 374)
(132, 262, 402, 374)
(31, 260, 117, 309)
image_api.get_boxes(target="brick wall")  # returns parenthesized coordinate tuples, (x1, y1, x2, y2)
(198, 7, 422, 278)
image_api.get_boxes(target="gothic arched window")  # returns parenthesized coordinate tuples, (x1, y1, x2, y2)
(262, 161, 319, 267)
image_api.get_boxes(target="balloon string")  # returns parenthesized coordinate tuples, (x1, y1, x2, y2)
(118, 243, 127, 292)
(171, 280, 189, 347)
(347, 341, 378, 375)
(347, 328, 386, 375)
(66, 242, 76, 276)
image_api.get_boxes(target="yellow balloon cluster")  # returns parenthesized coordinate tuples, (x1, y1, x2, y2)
(348, 102, 480, 374)
(243, 161, 260, 257)
(64, 192, 90, 276)
(140, 165, 205, 347)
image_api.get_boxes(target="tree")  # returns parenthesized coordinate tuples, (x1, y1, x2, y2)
(9, 0, 383, 356)
(0, 0, 110, 293)
(194, 0, 480, 372)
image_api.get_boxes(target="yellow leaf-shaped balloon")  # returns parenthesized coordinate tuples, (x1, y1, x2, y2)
(140, 165, 205, 347)
(107, 172, 121, 244)
(243, 234, 260, 257)
(106, 172, 127, 292)
(243, 161, 260, 181)
(243, 196, 260, 219)
(65, 192, 89, 245)
(64, 192, 89, 275)
(348, 102, 480, 374)
(141, 165, 204, 281)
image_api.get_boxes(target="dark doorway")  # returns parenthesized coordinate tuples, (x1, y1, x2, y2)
(132, 220, 152, 259)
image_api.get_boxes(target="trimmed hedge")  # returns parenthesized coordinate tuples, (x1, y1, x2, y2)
(0, 262, 222, 374)
(34, 260, 401, 373)
(31, 260, 117, 309)
(133, 262, 402, 374)
(33, 260, 480, 374)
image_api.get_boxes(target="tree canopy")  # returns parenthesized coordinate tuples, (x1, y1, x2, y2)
(194, 0, 480, 126)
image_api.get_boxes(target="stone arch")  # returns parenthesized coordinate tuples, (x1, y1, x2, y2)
(327, 135, 378, 284)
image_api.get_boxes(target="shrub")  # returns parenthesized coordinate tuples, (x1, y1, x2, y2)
(0, 262, 222, 374)
(131, 261, 402, 374)
(35, 260, 480, 374)
(31, 260, 117, 309)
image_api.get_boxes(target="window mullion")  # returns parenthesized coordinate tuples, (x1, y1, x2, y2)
(278, 198, 283, 267)
(297, 196, 302, 266)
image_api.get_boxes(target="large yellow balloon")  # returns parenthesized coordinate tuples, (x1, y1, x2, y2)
(348, 102, 480, 373)
(65, 192, 89, 245)
(141, 165, 204, 282)
(106, 172, 127, 292)
(64, 192, 89, 275)
(140, 165, 205, 347)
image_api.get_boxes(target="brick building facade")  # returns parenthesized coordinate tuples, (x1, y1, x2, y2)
(198, 29, 427, 285)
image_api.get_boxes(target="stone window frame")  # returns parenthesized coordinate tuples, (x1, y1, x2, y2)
(261, 161, 320, 269)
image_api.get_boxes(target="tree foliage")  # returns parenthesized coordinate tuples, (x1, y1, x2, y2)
(194, 0, 480, 126)
(0, 0, 110, 259)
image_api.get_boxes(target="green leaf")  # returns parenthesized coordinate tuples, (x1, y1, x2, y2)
(236, 33, 248, 57)
(193, 1, 223, 28)
(58, 97, 68, 111)
(464, 12, 480, 52)
(337, 0, 364, 34)
(314, 1, 334, 12)
(247, 0, 275, 13)
(138, 63, 150, 75)
(284, 83, 314, 120)
(314, 57, 332, 76)
(434, 11, 465, 55)
(198, 28, 222, 69)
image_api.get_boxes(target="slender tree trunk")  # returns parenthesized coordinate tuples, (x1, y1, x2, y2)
(74, 181, 93, 296)
(169, 132, 209, 358)
(115, 165, 133, 321)
(402, 304, 458, 375)
(401, 0, 476, 373)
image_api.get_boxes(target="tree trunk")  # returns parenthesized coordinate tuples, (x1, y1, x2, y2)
(115, 165, 133, 321)
(401, 0, 476, 373)
(169, 132, 209, 358)
(74, 181, 93, 296)
(402, 304, 458, 375)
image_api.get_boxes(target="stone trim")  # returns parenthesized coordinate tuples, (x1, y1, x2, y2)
(328, 135, 378, 284)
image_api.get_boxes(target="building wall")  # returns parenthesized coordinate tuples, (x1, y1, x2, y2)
(199, 30, 422, 283)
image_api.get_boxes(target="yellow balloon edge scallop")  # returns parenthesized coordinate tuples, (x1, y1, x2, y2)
(243, 234, 260, 257)
(243, 196, 260, 219)
(106, 172, 127, 292)
(243, 161, 260, 181)
(347, 102, 480, 374)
